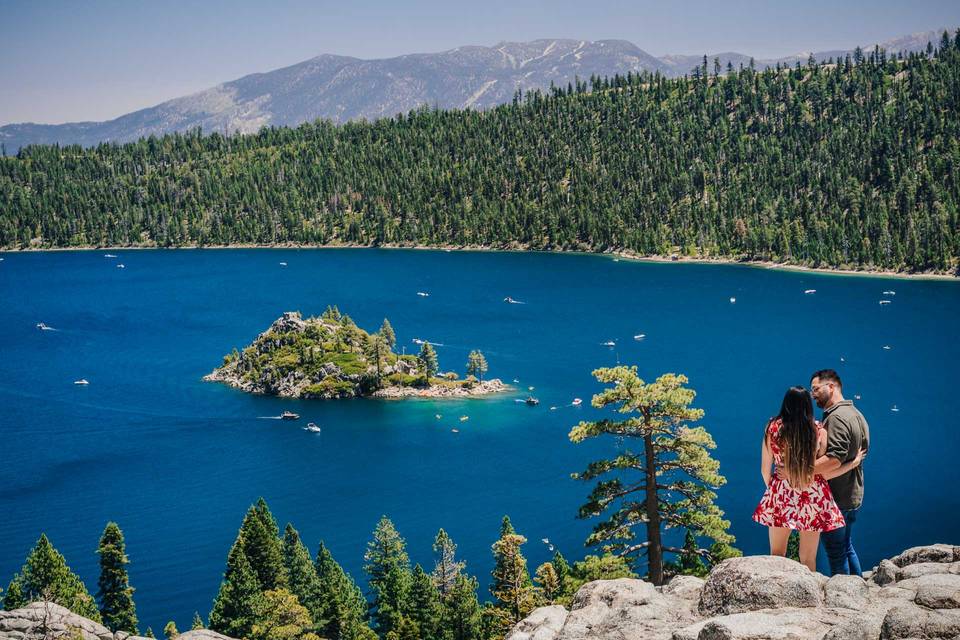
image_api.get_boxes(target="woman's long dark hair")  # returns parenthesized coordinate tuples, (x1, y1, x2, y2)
(775, 386, 818, 489)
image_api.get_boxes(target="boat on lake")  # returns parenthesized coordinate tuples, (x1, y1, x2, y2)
(417, 291, 430, 297)
(804, 289, 816, 294)
(879, 300, 892, 305)
(73, 379, 89, 385)
(572, 398, 582, 406)
(116, 263, 125, 269)
(634, 334, 645, 340)
(602, 340, 616, 347)
(459, 415, 469, 422)
(525, 396, 539, 406)
(304, 422, 321, 432)
(281, 411, 299, 420)
(104, 254, 117, 258)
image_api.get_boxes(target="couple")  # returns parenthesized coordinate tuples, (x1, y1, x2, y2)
(752, 369, 870, 575)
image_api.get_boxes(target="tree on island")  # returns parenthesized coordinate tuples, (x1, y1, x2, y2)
(569, 366, 738, 585)
(466, 351, 488, 382)
(417, 343, 439, 383)
(96, 522, 139, 633)
(367, 333, 391, 387)
(2, 534, 101, 621)
(363, 517, 412, 637)
(379, 319, 396, 351)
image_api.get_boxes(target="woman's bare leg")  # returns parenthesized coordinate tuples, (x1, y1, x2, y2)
(768, 527, 790, 556)
(799, 531, 821, 572)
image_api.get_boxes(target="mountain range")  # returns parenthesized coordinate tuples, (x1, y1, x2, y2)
(1, 27, 953, 152)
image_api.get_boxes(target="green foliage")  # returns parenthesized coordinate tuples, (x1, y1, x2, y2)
(787, 531, 801, 562)
(440, 575, 483, 640)
(5, 534, 100, 621)
(96, 522, 139, 633)
(551, 551, 570, 597)
(314, 542, 370, 640)
(569, 366, 737, 585)
(430, 529, 465, 599)
(379, 319, 396, 351)
(191, 612, 204, 630)
(561, 554, 636, 600)
(465, 351, 488, 382)
(250, 589, 320, 640)
(488, 522, 535, 635)
(363, 517, 412, 637)
(663, 530, 709, 579)
(3, 44, 960, 273)
(209, 536, 265, 639)
(163, 621, 179, 640)
(533, 563, 560, 605)
(145, 627, 155, 638)
(282, 525, 322, 626)
(417, 343, 439, 381)
(240, 499, 288, 591)
(3, 575, 25, 610)
(407, 565, 441, 640)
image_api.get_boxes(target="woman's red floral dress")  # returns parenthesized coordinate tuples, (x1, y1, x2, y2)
(752, 418, 846, 532)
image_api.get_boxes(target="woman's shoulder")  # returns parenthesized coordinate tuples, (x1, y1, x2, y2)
(766, 417, 782, 434)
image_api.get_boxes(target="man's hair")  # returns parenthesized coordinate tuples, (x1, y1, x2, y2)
(811, 368, 842, 389)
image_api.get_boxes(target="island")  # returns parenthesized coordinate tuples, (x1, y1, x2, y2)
(204, 307, 508, 399)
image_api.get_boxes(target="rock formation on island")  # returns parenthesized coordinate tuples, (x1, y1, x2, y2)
(203, 307, 507, 399)
(505, 543, 960, 640)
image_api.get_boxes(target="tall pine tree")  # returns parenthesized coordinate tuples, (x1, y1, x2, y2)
(5, 534, 100, 621)
(488, 521, 535, 635)
(209, 535, 264, 638)
(96, 522, 138, 633)
(430, 529, 464, 599)
(282, 524, 321, 623)
(240, 498, 288, 591)
(314, 542, 372, 640)
(363, 517, 412, 637)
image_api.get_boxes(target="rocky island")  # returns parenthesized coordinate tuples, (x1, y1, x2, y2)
(204, 307, 507, 399)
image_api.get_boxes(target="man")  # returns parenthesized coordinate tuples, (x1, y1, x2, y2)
(811, 369, 870, 576)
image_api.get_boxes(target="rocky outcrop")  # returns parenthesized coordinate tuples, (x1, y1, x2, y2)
(0, 602, 234, 640)
(371, 378, 508, 398)
(506, 543, 960, 640)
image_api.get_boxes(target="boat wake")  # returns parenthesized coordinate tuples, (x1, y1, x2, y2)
(257, 415, 284, 420)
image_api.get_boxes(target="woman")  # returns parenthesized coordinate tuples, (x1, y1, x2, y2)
(752, 386, 865, 571)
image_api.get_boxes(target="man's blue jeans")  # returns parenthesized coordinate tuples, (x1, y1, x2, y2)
(822, 507, 862, 576)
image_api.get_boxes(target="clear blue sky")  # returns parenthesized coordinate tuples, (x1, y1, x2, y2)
(1, 0, 958, 125)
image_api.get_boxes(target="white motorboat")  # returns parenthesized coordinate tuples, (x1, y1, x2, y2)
(104, 254, 117, 258)
(116, 263, 125, 269)
(74, 379, 89, 385)
(879, 300, 892, 305)
(459, 416, 469, 422)
(602, 340, 616, 347)
(804, 289, 816, 294)
(633, 334, 645, 340)
(279, 262, 287, 266)
(572, 398, 583, 406)
(304, 422, 321, 433)
(883, 290, 896, 295)
(883, 345, 892, 350)
(729, 297, 736, 303)
(417, 291, 430, 297)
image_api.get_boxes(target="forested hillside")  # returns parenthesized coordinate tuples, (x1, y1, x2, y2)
(2, 33, 958, 272)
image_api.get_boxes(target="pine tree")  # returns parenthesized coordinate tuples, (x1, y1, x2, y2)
(407, 565, 440, 640)
(250, 589, 319, 640)
(533, 563, 560, 605)
(209, 536, 264, 638)
(282, 525, 321, 622)
(488, 525, 535, 634)
(430, 529, 464, 599)
(417, 343, 439, 382)
(550, 551, 570, 598)
(96, 522, 138, 633)
(145, 628, 155, 638)
(569, 366, 737, 585)
(383, 617, 419, 640)
(3, 576, 25, 610)
(379, 319, 396, 351)
(677, 530, 709, 577)
(440, 575, 482, 640)
(240, 499, 288, 591)
(363, 517, 412, 637)
(164, 621, 179, 640)
(561, 554, 635, 600)
(6, 534, 100, 621)
(465, 351, 488, 382)
(314, 542, 370, 640)
(191, 612, 204, 630)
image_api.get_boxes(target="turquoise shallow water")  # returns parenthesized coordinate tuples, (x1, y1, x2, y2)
(1, 249, 958, 629)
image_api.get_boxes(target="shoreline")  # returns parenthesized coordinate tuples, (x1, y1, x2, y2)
(1, 242, 956, 281)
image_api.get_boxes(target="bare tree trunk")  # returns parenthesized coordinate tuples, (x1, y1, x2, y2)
(644, 432, 663, 585)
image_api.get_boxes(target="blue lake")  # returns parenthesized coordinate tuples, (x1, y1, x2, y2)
(1, 249, 957, 630)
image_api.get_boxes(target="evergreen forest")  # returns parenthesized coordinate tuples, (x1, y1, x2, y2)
(2, 35, 959, 272)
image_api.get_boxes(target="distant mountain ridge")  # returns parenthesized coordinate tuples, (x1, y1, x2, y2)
(1, 27, 953, 152)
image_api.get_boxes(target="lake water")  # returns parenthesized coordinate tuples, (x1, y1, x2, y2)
(1, 249, 957, 630)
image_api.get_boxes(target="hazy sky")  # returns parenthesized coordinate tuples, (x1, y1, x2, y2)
(2, 0, 958, 125)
